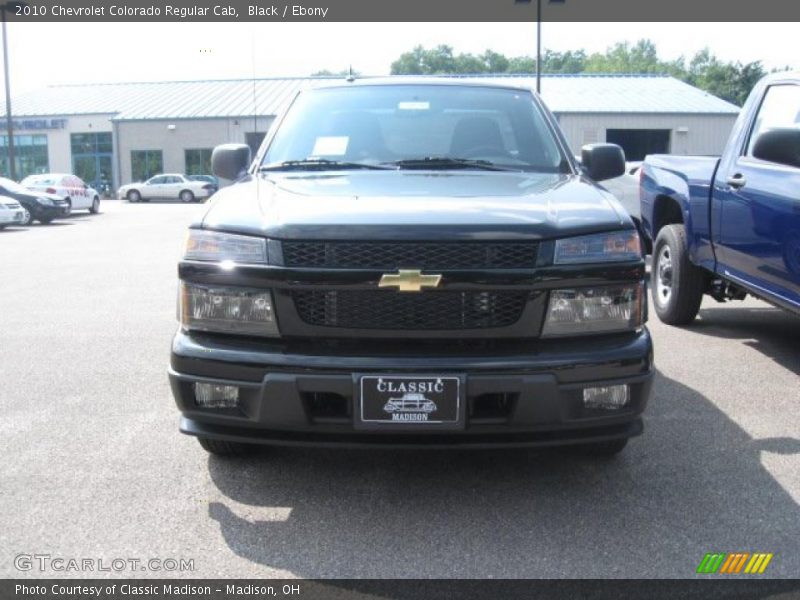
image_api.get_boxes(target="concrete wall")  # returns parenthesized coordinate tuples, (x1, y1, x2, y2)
(557, 113, 738, 157)
(115, 116, 275, 184)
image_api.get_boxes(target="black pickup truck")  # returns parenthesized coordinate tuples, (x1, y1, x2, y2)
(169, 79, 653, 456)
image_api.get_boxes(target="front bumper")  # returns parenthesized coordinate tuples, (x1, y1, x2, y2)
(0, 208, 25, 224)
(32, 203, 69, 219)
(169, 327, 654, 448)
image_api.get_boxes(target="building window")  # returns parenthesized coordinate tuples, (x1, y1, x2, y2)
(130, 150, 163, 182)
(184, 148, 212, 175)
(71, 132, 113, 191)
(0, 134, 49, 179)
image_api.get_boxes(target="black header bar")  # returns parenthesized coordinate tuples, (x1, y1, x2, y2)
(4, 0, 800, 22)
(4, 579, 800, 600)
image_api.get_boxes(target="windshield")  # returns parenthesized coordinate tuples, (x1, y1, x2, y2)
(21, 175, 58, 186)
(261, 85, 569, 172)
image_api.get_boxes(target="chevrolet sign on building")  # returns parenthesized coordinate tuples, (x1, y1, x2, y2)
(11, 118, 67, 130)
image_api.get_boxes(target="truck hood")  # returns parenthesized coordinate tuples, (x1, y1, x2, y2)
(200, 171, 630, 241)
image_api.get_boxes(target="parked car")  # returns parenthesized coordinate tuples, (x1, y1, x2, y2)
(0, 177, 69, 225)
(118, 174, 214, 203)
(0, 194, 26, 229)
(22, 173, 100, 215)
(187, 174, 219, 194)
(170, 79, 652, 457)
(601, 162, 642, 220)
(640, 72, 800, 324)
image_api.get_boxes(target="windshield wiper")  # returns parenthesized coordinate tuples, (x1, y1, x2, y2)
(259, 159, 393, 171)
(385, 157, 520, 172)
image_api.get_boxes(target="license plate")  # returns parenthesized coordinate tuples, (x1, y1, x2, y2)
(357, 375, 463, 429)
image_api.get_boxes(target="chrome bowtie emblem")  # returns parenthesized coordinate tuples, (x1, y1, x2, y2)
(378, 269, 442, 292)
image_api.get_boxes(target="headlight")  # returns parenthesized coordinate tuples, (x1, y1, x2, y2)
(184, 229, 267, 263)
(37, 197, 54, 206)
(541, 283, 644, 337)
(180, 282, 279, 336)
(554, 230, 641, 264)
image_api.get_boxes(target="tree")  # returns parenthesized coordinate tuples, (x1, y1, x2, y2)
(390, 45, 585, 75)
(388, 42, 772, 106)
(685, 48, 766, 106)
(391, 45, 461, 74)
(584, 40, 676, 75)
(480, 50, 510, 73)
(541, 49, 587, 73)
(507, 56, 536, 73)
(312, 68, 360, 77)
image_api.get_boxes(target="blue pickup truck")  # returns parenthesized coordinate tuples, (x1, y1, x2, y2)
(640, 72, 800, 324)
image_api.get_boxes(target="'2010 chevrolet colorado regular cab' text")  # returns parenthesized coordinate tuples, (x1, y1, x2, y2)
(169, 79, 653, 456)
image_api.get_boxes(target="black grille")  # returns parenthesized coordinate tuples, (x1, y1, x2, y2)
(292, 290, 527, 330)
(283, 241, 538, 269)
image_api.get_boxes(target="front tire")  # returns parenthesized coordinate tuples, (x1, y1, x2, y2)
(89, 196, 100, 214)
(196, 437, 253, 456)
(651, 224, 706, 325)
(179, 190, 195, 203)
(127, 190, 141, 203)
(20, 209, 31, 225)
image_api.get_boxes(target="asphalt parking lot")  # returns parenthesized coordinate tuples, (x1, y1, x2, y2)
(1, 200, 798, 579)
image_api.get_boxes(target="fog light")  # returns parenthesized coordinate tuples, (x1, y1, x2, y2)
(583, 384, 629, 410)
(194, 383, 239, 408)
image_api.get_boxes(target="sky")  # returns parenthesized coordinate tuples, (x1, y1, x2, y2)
(2, 22, 799, 97)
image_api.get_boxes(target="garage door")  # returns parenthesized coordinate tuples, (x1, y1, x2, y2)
(606, 129, 671, 161)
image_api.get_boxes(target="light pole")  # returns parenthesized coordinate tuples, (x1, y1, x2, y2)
(515, 0, 565, 94)
(1, 2, 23, 180)
(536, 0, 541, 93)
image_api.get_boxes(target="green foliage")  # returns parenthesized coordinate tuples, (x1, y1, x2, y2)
(389, 41, 773, 106)
(684, 48, 766, 106)
(312, 68, 360, 77)
(541, 49, 588, 74)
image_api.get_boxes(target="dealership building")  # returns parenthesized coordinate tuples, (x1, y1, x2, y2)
(0, 74, 740, 189)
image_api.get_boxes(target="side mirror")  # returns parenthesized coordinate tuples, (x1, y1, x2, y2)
(581, 143, 626, 182)
(752, 128, 800, 169)
(212, 144, 251, 181)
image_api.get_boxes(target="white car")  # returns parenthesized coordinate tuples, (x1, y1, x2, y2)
(0, 194, 26, 229)
(21, 173, 101, 215)
(118, 174, 214, 203)
(601, 162, 642, 219)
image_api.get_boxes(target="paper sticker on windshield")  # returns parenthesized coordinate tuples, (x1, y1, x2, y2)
(311, 136, 349, 156)
(398, 101, 430, 110)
